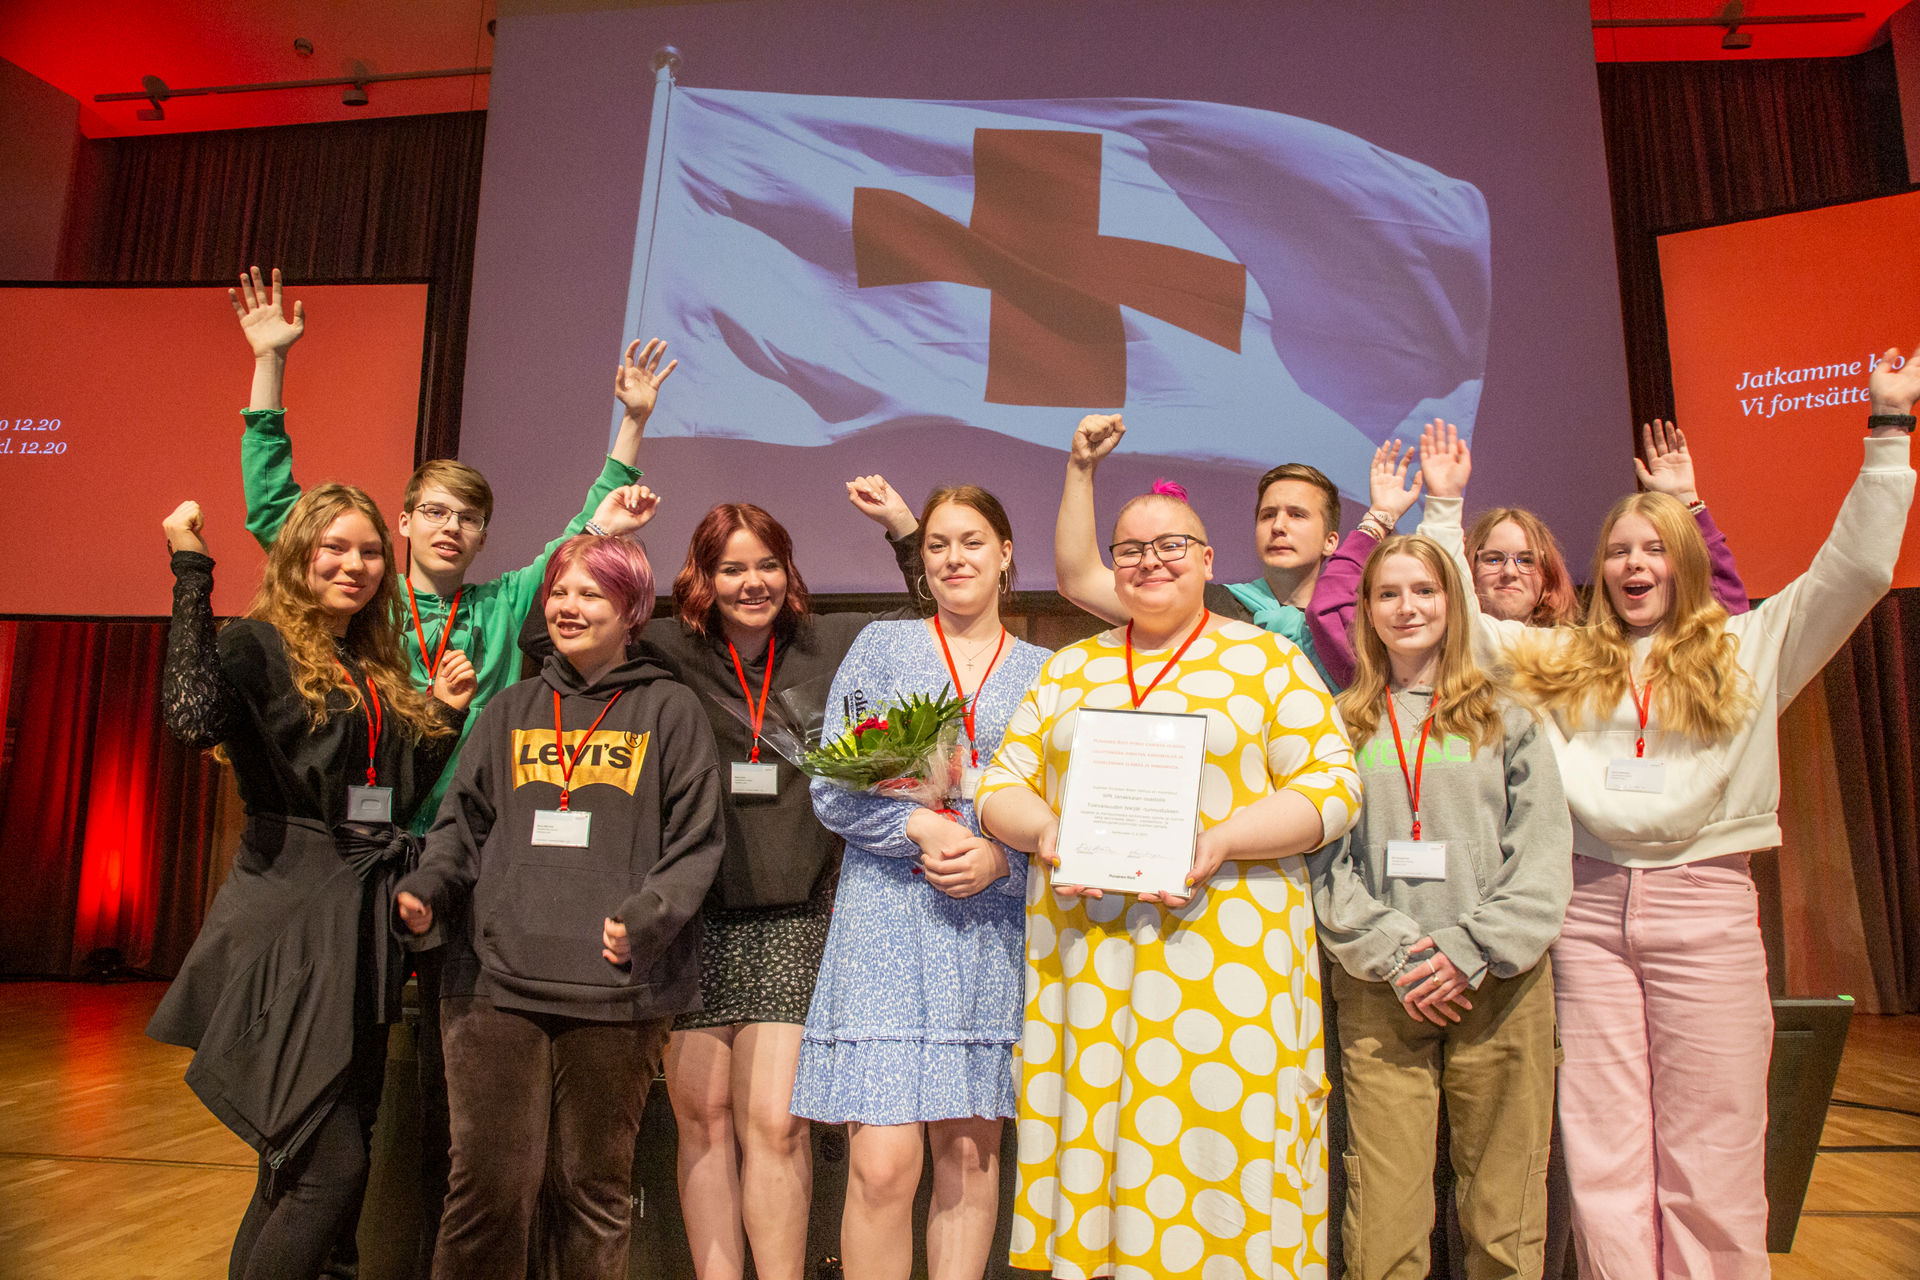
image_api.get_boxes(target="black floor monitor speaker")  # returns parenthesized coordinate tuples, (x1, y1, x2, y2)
(1764, 996, 1854, 1254)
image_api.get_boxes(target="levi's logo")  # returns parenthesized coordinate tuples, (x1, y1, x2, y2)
(511, 729, 649, 796)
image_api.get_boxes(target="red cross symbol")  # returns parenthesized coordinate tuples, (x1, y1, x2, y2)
(852, 128, 1246, 407)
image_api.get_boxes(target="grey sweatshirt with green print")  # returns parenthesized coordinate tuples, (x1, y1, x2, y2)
(1308, 687, 1572, 988)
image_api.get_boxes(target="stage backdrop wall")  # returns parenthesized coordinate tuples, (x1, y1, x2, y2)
(0, 111, 486, 978)
(460, 0, 1632, 593)
(1, 50, 1915, 1009)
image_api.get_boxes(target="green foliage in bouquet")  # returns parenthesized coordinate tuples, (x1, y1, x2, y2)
(799, 689, 966, 790)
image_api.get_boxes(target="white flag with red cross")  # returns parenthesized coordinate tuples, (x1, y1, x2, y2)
(618, 87, 1489, 490)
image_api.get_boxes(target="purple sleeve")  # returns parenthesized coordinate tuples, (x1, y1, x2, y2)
(1694, 506, 1750, 616)
(1307, 527, 1380, 690)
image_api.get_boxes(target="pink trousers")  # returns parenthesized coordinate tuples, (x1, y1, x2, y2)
(1553, 853, 1773, 1280)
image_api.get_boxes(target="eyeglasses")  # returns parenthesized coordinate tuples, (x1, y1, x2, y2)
(410, 502, 486, 534)
(1474, 549, 1538, 574)
(1109, 534, 1207, 567)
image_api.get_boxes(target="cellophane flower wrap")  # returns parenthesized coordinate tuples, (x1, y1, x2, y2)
(718, 681, 967, 809)
(797, 690, 966, 808)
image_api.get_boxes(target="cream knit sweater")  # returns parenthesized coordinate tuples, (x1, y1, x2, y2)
(1421, 435, 1913, 868)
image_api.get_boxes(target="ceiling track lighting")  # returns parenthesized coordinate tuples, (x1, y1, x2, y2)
(1593, 2, 1865, 53)
(95, 65, 490, 119)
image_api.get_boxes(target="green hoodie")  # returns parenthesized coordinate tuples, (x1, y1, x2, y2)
(241, 406, 639, 831)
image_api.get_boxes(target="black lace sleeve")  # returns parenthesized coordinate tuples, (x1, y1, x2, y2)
(161, 550, 242, 749)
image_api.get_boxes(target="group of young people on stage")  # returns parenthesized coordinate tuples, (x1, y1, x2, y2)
(151, 267, 1920, 1280)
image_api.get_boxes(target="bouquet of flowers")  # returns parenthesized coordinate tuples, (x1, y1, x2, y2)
(798, 690, 967, 808)
(719, 680, 967, 808)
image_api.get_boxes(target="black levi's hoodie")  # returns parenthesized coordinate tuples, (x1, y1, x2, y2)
(400, 649, 726, 1022)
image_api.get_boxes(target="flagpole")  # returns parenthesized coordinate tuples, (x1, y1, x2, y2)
(612, 45, 681, 447)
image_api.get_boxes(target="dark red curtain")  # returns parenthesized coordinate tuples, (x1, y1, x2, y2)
(0, 111, 486, 977)
(1599, 47, 1918, 1011)
(1820, 596, 1920, 1011)
(0, 621, 227, 976)
(66, 109, 486, 462)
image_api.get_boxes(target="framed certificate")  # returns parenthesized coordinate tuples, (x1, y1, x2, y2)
(1053, 707, 1208, 896)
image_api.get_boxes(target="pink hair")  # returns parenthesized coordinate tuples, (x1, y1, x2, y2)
(1151, 478, 1191, 502)
(540, 535, 657, 639)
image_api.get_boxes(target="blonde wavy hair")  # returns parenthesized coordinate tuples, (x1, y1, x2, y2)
(1505, 491, 1753, 740)
(243, 483, 449, 742)
(1337, 535, 1504, 754)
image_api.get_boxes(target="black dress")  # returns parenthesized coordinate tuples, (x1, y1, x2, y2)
(640, 612, 887, 1028)
(149, 549, 461, 1279)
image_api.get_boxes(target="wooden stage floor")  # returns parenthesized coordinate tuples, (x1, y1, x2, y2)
(0, 981, 1914, 1279)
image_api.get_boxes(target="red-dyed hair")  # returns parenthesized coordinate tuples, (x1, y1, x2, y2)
(540, 535, 657, 639)
(673, 503, 812, 637)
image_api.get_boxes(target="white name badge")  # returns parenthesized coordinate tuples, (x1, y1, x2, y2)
(1606, 758, 1667, 794)
(730, 762, 779, 797)
(959, 765, 983, 801)
(1387, 839, 1448, 880)
(346, 785, 393, 824)
(532, 809, 592, 848)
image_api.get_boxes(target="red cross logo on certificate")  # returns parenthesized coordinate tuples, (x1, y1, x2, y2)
(852, 128, 1247, 407)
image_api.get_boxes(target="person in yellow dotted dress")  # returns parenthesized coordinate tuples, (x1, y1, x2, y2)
(977, 481, 1361, 1280)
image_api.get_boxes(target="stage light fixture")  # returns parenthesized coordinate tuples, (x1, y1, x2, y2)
(343, 83, 369, 107)
(136, 73, 167, 121)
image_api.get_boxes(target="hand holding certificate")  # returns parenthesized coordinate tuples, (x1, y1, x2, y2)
(1052, 708, 1208, 898)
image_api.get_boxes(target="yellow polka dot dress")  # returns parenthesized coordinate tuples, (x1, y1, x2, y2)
(975, 618, 1360, 1280)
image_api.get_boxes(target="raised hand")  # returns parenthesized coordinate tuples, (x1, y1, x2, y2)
(845, 473, 917, 537)
(1368, 439, 1425, 527)
(602, 917, 631, 966)
(1634, 420, 1699, 503)
(163, 500, 208, 555)
(1069, 414, 1125, 470)
(1869, 345, 1920, 421)
(1417, 419, 1472, 500)
(396, 891, 433, 935)
(594, 484, 659, 536)
(229, 266, 305, 359)
(432, 649, 477, 711)
(614, 338, 678, 422)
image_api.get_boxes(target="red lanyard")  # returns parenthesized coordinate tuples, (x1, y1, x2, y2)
(404, 580, 463, 682)
(552, 689, 625, 810)
(337, 661, 383, 787)
(1383, 694, 1436, 841)
(726, 636, 776, 764)
(933, 616, 1007, 766)
(1628, 671, 1654, 758)
(1125, 613, 1209, 709)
